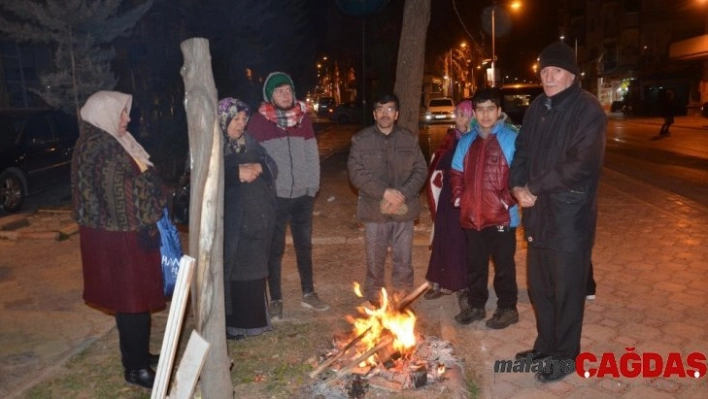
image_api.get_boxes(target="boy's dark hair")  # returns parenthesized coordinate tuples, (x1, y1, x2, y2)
(373, 93, 400, 111)
(472, 87, 502, 108)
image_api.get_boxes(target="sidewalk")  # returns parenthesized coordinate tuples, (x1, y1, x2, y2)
(610, 111, 708, 131)
(2, 129, 708, 397)
(459, 168, 708, 398)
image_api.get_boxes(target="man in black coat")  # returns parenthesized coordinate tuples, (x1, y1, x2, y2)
(509, 42, 607, 383)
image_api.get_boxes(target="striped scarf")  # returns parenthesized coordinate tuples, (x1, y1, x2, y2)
(258, 101, 307, 128)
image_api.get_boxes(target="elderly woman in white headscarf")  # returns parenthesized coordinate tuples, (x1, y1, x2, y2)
(71, 91, 165, 389)
(219, 97, 277, 340)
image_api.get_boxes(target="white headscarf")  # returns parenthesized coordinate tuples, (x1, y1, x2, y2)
(80, 90, 153, 167)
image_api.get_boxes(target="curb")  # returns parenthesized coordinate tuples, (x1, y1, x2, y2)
(0, 209, 79, 241)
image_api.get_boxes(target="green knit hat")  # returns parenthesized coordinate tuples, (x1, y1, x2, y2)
(263, 72, 295, 103)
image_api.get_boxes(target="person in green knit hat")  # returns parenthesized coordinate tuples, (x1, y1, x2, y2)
(247, 72, 330, 320)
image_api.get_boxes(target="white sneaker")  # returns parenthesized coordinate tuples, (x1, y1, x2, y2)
(585, 294, 596, 301)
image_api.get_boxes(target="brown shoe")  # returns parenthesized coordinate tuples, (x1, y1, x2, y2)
(454, 307, 486, 325)
(485, 308, 519, 329)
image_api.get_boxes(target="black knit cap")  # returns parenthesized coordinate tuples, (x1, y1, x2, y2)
(538, 42, 579, 76)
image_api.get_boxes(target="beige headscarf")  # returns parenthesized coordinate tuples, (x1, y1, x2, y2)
(80, 91, 153, 168)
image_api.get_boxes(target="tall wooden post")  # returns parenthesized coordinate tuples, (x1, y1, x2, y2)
(180, 37, 233, 398)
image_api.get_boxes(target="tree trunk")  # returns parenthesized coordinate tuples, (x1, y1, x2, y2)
(180, 37, 233, 398)
(393, 0, 431, 136)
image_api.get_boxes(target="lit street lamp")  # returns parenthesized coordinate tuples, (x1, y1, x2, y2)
(486, 1, 521, 87)
(444, 41, 474, 99)
(491, 3, 496, 87)
(560, 35, 578, 61)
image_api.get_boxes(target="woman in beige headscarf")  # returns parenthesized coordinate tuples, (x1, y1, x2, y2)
(71, 91, 165, 389)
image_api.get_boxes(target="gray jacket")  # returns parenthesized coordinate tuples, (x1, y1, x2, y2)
(348, 124, 427, 223)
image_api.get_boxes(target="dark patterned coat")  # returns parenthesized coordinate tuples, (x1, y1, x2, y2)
(71, 124, 166, 313)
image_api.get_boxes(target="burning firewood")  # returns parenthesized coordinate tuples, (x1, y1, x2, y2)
(308, 326, 371, 378)
(310, 282, 429, 380)
(324, 334, 394, 385)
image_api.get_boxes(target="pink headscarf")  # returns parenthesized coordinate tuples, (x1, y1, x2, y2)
(455, 100, 474, 119)
(454, 100, 474, 137)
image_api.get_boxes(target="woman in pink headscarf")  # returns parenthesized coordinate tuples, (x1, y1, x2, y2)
(423, 101, 474, 312)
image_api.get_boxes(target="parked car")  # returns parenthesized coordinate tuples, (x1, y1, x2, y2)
(0, 109, 79, 212)
(329, 101, 364, 124)
(498, 84, 544, 125)
(423, 97, 456, 123)
(316, 96, 336, 117)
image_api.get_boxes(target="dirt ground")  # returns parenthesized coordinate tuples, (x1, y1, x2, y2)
(20, 150, 482, 398)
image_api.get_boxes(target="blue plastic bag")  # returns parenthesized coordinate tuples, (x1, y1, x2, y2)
(157, 207, 183, 296)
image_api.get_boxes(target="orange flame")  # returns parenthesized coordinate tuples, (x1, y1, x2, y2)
(347, 283, 417, 365)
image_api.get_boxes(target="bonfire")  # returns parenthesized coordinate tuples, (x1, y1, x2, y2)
(308, 282, 462, 395)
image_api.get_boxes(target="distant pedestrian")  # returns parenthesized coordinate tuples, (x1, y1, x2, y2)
(72, 91, 165, 389)
(509, 42, 606, 383)
(449, 88, 520, 329)
(423, 101, 474, 309)
(247, 72, 329, 319)
(218, 97, 277, 340)
(348, 93, 428, 306)
(659, 89, 675, 136)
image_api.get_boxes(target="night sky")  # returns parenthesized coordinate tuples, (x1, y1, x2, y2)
(426, 0, 561, 81)
(312, 0, 561, 86)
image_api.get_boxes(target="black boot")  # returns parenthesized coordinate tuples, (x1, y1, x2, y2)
(116, 312, 153, 386)
(456, 289, 470, 313)
(124, 367, 155, 389)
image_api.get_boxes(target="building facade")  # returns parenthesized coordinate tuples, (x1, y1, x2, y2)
(560, 0, 706, 115)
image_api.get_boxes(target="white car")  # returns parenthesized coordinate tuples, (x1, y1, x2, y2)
(424, 97, 455, 123)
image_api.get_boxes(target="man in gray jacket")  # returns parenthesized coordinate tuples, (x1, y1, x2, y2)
(248, 72, 328, 318)
(347, 94, 428, 306)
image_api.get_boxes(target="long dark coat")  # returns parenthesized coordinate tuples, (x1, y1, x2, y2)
(509, 82, 606, 252)
(223, 132, 277, 283)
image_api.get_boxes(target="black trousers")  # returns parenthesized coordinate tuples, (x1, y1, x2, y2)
(528, 247, 591, 360)
(587, 262, 596, 295)
(115, 312, 151, 370)
(268, 196, 315, 300)
(465, 226, 518, 310)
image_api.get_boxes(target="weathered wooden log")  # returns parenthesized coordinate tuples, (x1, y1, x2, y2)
(179, 37, 232, 399)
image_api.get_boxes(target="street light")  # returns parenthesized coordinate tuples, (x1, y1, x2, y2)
(445, 41, 473, 99)
(489, 1, 521, 87)
(560, 35, 578, 61)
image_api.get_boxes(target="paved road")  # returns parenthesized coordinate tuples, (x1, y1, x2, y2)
(605, 115, 708, 206)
